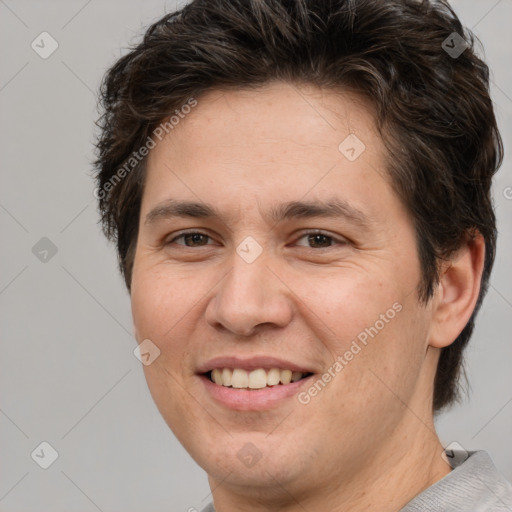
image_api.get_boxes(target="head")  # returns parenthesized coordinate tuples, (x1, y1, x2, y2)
(94, 0, 502, 500)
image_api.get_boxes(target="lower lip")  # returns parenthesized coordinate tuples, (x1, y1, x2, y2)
(199, 374, 315, 411)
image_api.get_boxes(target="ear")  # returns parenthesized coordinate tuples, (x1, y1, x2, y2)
(428, 231, 486, 349)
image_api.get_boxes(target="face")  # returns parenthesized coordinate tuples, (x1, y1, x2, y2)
(130, 82, 438, 497)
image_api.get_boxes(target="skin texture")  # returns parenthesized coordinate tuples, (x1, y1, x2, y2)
(130, 81, 485, 511)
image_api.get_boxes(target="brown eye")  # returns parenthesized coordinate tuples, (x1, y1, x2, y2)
(306, 234, 333, 248)
(295, 231, 346, 249)
(168, 232, 212, 247)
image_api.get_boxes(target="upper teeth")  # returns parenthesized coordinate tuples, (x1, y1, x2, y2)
(210, 368, 305, 389)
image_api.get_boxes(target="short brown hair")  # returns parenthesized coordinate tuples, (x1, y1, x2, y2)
(93, 0, 503, 412)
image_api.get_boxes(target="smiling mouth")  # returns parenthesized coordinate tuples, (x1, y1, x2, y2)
(204, 368, 314, 390)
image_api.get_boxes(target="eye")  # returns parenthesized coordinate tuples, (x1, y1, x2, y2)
(294, 230, 346, 249)
(165, 230, 346, 250)
(167, 231, 213, 247)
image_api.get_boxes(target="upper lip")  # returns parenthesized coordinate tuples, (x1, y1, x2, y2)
(197, 356, 316, 374)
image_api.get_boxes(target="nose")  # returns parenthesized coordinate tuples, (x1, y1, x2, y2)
(205, 248, 294, 337)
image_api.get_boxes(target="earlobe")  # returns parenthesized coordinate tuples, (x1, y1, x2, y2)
(428, 231, 485, 349)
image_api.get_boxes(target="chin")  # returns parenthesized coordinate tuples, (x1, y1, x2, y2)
(196, 436, 308, 487)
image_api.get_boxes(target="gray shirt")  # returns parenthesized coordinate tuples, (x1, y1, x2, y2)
(200, 450, 512, 511)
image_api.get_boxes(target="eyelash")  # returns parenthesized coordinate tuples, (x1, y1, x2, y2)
(166, 230, 346, 249)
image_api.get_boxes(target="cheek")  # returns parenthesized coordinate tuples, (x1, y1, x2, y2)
(298, 266, 427, 396)
(131, 264, 196, 344)
(294, 267, 403, 345)
(130, 269, 198, 428)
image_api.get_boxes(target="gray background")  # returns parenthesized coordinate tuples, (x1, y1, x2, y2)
(0, 1, 510, 510)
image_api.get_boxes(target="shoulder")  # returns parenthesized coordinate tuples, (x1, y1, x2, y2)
(401, 450, 512, 511)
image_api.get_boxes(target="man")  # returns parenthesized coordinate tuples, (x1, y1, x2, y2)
(94, 0, 512, 510)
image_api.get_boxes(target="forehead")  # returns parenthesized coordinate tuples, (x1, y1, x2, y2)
(142, 81, 396, 224)
(152, 82, 382, 158)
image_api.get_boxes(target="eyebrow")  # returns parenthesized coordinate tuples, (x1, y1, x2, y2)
(144, 198, 371, 228)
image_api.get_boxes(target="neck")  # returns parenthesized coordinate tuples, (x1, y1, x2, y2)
(207, 413, 451, 512)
